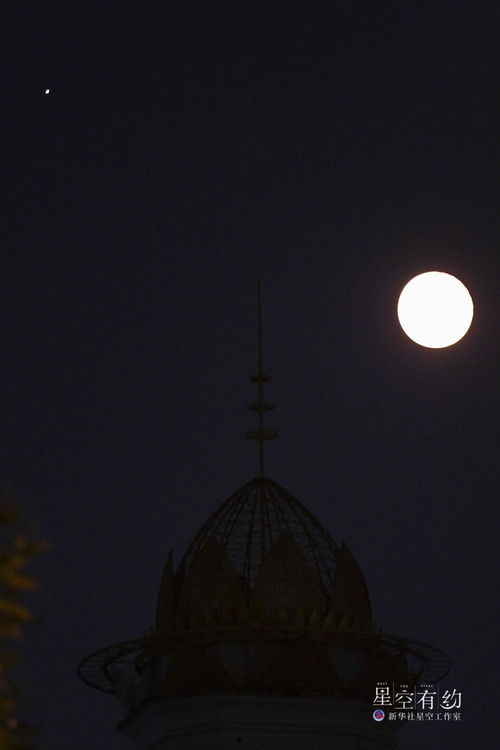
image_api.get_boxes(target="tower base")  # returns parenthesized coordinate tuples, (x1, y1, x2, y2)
(119, 693, 398, 749)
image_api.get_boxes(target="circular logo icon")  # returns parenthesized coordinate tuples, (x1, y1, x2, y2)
(373, 709, 385, 721)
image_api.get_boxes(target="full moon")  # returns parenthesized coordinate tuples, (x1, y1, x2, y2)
(397, 271, 473, 348)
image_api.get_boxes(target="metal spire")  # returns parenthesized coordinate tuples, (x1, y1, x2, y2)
(245, 279, 278, 477)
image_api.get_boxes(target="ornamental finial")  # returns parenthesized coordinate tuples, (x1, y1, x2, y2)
(245, 279, 278, 477)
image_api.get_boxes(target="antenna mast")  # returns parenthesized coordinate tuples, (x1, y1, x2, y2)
(245, 279, 278, 477)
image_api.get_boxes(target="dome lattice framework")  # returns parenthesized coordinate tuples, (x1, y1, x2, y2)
(78, 477, 451, 710)
(176, 477, 339, 596)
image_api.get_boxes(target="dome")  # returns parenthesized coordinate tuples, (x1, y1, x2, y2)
(154, 476, 373, 635)
(176, 476, 340, 595)
(78, 475, 450, 700)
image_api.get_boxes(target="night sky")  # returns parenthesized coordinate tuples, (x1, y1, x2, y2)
(2, 2, 499, 748)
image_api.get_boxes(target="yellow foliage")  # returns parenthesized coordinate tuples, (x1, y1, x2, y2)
(0, 624, 23, 640)
(0, 601, 34, 625)
(0, 492, 47, 749)
(0, 573, 38, 593)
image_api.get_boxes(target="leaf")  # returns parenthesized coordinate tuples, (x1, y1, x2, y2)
(0, 571, 39, 592)
(0, 601, 35, 624)
(0, 624, 23, 640)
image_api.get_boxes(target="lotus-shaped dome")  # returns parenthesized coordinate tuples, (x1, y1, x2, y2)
(155, 477, 373, 635)
(78, 476, 450, 703)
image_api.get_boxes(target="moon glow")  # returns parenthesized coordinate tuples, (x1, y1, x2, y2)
(397, 271, 473, 348)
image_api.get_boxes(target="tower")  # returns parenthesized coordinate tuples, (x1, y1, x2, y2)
(78, 294, 450, 748)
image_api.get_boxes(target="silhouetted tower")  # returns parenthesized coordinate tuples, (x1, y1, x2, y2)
(79, 288, 449, 748)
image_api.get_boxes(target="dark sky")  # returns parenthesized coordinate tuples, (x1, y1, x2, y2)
(2, 2, 499, 747)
